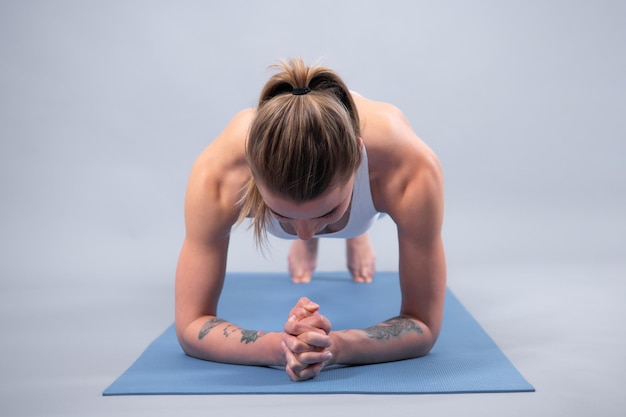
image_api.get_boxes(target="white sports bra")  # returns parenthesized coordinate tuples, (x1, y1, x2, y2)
(266, 146, 381, 240)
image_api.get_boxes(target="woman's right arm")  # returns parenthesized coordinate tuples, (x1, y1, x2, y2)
(174, 111, 286, 367)
(175, 233, 285, 366)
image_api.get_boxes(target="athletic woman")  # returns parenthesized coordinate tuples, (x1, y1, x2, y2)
(175, 58, 446, 381)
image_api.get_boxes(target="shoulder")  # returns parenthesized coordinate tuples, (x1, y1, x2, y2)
(354, 93, 429, 168)
(354, 94, 444, 234)
(352, 93, 402, 136)
(190, 108, 254, 191)
(184, 109, 255, 236)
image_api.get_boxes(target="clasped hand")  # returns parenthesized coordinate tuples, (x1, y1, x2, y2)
(281, 297, 333, 381)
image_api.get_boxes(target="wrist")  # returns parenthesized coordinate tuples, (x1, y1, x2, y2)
(328, 330, 346, 365)
(268, 332, 287, 366)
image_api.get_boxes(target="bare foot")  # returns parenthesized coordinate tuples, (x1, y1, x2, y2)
(288, 239, 319, 283)
(346, 233, 376, 283)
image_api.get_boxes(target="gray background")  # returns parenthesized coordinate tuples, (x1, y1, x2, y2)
(1, 1, 625, 416)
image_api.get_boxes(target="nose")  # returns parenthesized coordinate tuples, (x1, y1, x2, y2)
(293, 220, 317, 240)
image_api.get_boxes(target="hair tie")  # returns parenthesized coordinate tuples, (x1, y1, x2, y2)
(292, 87, 311, 96)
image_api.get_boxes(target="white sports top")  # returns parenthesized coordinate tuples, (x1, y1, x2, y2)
(266, 146, 381, 240)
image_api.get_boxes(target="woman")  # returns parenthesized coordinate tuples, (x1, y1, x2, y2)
(175, 58, 446, 382)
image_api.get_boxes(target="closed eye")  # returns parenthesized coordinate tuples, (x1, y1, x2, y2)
(268, 207, 338, 220)
(320, 209, 337, 219)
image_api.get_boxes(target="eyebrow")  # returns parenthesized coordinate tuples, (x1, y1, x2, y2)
(268, 205, 339, 220)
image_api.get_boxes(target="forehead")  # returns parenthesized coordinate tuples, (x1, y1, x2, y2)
(257, 177, 354, 219)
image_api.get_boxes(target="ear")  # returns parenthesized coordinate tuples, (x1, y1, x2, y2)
(357, 137, 364, 149)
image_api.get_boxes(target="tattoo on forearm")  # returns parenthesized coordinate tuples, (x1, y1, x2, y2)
(240, 329, 264, 344)
(222, 324, 236, 338)
(364, 316, 424, 341)
(198, 317, 227, 340)
(198, 318, 265, 344)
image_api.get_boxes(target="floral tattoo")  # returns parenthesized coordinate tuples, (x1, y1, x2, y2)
(198, 317, 265, 343)
(363, 316, 424, 341)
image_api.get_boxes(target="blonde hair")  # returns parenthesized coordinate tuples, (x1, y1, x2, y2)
(237, 58, 361, 246)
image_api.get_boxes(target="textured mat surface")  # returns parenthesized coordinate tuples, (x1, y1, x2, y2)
(104, 272, 534, 395)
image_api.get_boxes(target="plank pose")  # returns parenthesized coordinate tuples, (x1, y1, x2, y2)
(175, 58, 446, 381)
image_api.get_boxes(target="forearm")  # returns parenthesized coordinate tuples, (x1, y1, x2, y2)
(177, 316, 285, 366)
(329, 316, 436, 365)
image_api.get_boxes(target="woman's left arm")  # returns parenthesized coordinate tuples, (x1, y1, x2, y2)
(328, 105, 447, 365)
(328, 157, 446, 365)
(330, 181, 446, 366)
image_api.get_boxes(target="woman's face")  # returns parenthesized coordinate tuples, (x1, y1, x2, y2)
(256, 177, 355, 240)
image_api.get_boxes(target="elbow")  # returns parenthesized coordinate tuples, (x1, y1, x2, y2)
(422, 323, 442, 356)
(175, 315, 221, 361)
(420, 334, 438, 357)
(409, 324, 440, 359)
(175, 318, 199, 358)
(177, 336, 194, 358)
(411, 341, 436, 360)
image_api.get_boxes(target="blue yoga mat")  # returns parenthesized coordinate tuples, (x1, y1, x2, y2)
(103, 272, 534, 395)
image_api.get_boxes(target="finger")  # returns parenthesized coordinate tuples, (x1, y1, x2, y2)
(282, 341, 329, 369)
(298, 313, 332, 335)
(284, 315, 328, 337)
(296, 296, 319, 312)
(285, 361, 325, 382)
(282, 331, 331, 353)
(290, 348, 332, 367)
(282, 340, 305, 371)
(282, 331, 325, 353)
(288, 297, 320, 320)
(285, 312, 331, 336)
(282, 342, 330, 382)
(297, 330, 332, 349)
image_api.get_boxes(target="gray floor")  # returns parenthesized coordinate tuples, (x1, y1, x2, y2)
(1, 1, 625, 416)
